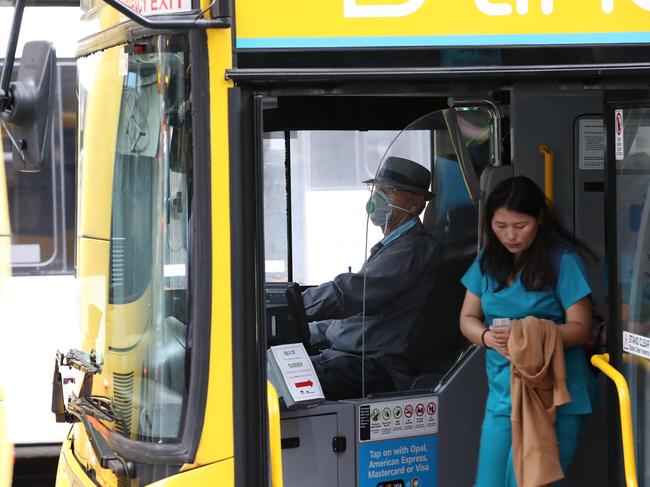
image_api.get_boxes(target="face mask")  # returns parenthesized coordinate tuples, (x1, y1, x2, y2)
(366, 189, 392, 228)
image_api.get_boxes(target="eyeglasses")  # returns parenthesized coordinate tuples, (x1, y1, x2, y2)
(368, 184, 400, 195)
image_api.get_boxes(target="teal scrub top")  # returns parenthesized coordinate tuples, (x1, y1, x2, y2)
(461, 249, 595, 415)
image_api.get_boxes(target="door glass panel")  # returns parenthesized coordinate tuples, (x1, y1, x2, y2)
(614, 107, 650, 485)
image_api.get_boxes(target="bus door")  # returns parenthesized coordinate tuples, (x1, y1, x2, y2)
(605, 96, 650, 487)
(254, 96, 502, 486)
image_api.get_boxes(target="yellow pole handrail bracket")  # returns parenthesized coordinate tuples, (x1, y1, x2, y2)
(590, 353, 638, 487)
(538, 144, 554, 204)
(267, 381, 284, 487)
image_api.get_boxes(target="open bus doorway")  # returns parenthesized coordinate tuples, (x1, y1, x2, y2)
(259, 98, 504, 486)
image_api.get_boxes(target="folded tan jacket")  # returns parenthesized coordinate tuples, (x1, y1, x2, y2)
(508, 316, 571, 487)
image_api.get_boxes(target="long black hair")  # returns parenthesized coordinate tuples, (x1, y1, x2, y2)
(481, 176, 595, 291)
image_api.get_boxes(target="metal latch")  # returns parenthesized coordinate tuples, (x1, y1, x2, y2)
(332, 436, 347, 453)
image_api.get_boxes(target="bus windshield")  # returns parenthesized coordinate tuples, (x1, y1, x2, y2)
(79, 35, 192, 442)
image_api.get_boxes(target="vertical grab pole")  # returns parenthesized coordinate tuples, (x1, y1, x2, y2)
(590, 354, 638, 487)
(538, 144, 554, 203)
(267, 381, 284, 487)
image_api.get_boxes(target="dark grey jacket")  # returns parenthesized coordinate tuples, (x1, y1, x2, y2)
(303, 221, 441, 389)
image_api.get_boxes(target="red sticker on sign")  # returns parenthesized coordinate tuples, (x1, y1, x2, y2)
(427, 402, 436, 415)
(416, 403, 425, 416)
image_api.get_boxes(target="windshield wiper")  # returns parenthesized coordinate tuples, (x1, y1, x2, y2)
(68, 399, 134, 478)
(71, 395, 119, 423)
(51, 348, 133, 479)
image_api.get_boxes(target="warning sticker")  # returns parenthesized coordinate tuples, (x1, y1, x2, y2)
(623, 330, 650, 360)
(615, 110, 625, 161)
(359, 396, 438, 442)
(578, 118, 605, 170)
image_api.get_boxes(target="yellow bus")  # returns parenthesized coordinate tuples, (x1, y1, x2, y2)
(4, 0, 644, 485)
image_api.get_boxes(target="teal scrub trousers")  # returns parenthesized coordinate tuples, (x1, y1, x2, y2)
(474, 411, 586, 487)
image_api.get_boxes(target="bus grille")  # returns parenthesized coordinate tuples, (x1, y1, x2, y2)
(113, 371, 134, 437)
(110, 237, 125, 293)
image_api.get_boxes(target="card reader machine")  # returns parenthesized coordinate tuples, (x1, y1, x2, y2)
(265, 282, 311, 351)
(265, 282, 324, 409)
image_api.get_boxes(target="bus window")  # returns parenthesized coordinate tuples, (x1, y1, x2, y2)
(1, 60, 76, 276)
(263, 130, 418, 285)
(114, 39, 189, 440)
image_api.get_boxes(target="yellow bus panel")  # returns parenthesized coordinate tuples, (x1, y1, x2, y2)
(149, 458, 234, 486)
(190, 26, 236, 467)
(56, 439, 97, 487)
(235, 0, 650, 48)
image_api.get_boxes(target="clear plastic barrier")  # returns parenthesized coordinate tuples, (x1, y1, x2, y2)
(355, 108, 490, 397)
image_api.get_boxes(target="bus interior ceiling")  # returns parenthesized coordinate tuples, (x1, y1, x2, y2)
(255, 76, 634, 486)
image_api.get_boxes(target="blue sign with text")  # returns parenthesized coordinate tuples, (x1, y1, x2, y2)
(358, 436, 437, 487)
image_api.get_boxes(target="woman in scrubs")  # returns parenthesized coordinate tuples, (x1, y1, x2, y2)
(460, 176, 595, 487)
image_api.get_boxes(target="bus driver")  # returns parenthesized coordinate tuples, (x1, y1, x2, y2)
(303, 156, 441, 399)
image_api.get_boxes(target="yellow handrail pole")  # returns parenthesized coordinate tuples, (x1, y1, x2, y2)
(267, 381, 284, 487)
(590, 353, 638, 487)
(538, 144, 554, 204)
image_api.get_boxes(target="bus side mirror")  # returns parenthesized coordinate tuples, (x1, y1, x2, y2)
(1, 41, 56, 172)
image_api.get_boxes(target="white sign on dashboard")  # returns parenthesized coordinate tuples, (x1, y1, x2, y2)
(269, 343, 324, 402)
